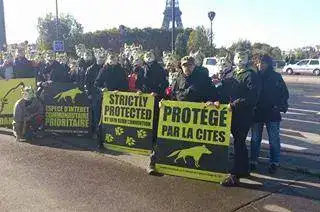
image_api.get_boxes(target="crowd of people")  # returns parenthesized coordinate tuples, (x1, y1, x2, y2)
(0, 43, 289, 187)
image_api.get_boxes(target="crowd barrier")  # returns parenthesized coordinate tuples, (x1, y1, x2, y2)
(1, 81, 232, 183)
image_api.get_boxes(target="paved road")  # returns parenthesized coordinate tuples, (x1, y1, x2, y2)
(252, 81, 320, 155)
(0, 134, 319, 212)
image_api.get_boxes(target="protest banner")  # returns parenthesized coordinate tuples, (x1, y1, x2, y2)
(0, 78, 36, 127)
(101, 91, 154, 155)
(155, 100, 232, 183)
(43, 82, 91, 134)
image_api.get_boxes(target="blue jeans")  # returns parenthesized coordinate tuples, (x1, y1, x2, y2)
(250, 122, 281, 165)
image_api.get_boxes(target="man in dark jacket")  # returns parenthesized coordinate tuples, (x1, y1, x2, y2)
(78, 50, 96, 88)
(220, 48, 260, 187)
(136, 51, 168, 98)
(40, 51, 69, 83)
(37, 51, 69, 95)
(94, 53, 128, 92)
(171, 56, 218, 102)
(136, 51, 168, 175)
(85, 52, 105, 139)
(250, 54, 289, 174)
(13, 49, 35, 78)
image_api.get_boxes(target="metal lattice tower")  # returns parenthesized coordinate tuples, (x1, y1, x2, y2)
(0, 0, 6, 49)
(162, 0, 183, 29)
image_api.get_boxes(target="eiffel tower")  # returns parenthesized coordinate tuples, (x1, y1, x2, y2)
(0, 0, 6, 50)
(162, 0, 183, 29)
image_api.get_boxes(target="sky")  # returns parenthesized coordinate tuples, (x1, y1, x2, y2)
(3, 0, 320, 50)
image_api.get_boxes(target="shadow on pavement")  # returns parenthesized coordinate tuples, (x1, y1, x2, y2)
(237, 164, 320, 203)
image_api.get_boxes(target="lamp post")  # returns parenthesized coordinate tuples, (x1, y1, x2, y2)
(208, 11, 215, 47)
(171, 0, 176, 53)
(55, 0, 59, 40)
(0, 0, 6, 50)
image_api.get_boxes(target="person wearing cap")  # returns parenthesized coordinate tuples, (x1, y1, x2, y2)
(250, 54, 289, 174)
(220, 48, 260, 187)
(12, 86, 44, 142)
(170, 56, 218, 102)
(135, 50, 168, 175)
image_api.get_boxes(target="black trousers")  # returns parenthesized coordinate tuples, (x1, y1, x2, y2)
(230, 116, 251, 177)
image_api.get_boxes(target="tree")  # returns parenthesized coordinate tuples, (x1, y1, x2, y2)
(175, 32, 188, 58)
(187, 26, 215, 57)
(228, 39, 252, 54)
(37, 13, 83, 52)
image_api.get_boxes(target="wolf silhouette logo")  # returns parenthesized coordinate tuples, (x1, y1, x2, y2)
(167, 145, 212, 168)
(54, 88, 83, 104)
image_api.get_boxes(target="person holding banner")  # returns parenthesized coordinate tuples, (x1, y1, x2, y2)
(84, 51, 106, 139)
(12, 86, 44, 142)
(135, 50, 168, 174)
(218, 48, 260, 187)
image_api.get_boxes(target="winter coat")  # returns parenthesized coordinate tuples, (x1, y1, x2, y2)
(84, 63, 103, 96)
(171, 66, 218, 103)
(95, 64, 128, 91)
(253, 69, 289, 123)
(42, 61, 69, 83)
(13, 57, 35, 78)
(135, 61, 168, 99)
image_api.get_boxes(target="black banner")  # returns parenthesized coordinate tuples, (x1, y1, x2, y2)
(43, 82, 92, 134)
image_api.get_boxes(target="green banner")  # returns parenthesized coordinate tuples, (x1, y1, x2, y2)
(155, 100, 232, 183)
(43, 82, 92, 134)
(101, 91, 155, 155)
(0, 78, 36, 127)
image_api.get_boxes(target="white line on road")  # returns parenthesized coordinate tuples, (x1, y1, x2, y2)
(231, 135, 308, 151)
(285, 111, 307, 116)
(289, 107, 320, 113)
(246, 136, 308, 151)
(302, 101, 320, 105)
(283, 118, 320, 125)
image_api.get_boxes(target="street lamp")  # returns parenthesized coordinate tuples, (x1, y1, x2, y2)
(208, 11, 215, 47)
(171, 0, 176, 53)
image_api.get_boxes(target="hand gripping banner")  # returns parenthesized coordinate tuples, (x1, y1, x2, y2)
(101, 91, 155, 155)
(155, 100, 232, 183)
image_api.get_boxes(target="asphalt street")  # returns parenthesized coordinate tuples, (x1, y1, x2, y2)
(0, 75, 319, 211)
(0, 134, 319, 212)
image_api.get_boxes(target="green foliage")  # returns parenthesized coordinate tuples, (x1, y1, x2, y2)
(37, 13, 83, 52)
(187, 26, 215, 57)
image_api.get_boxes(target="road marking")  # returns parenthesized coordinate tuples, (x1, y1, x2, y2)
(302, 101, 320, 105)
(231, 135, 308, 151)
(305, 95, 320, 98)
(246, 136, 308, 151)
(289, 107, 320, 113)
(283, 118, 320, 125)
(285, 111, 307, 116)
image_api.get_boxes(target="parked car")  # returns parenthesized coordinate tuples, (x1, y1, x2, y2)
(202, 57, 217, 78)
(282, 59, 320, 76)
